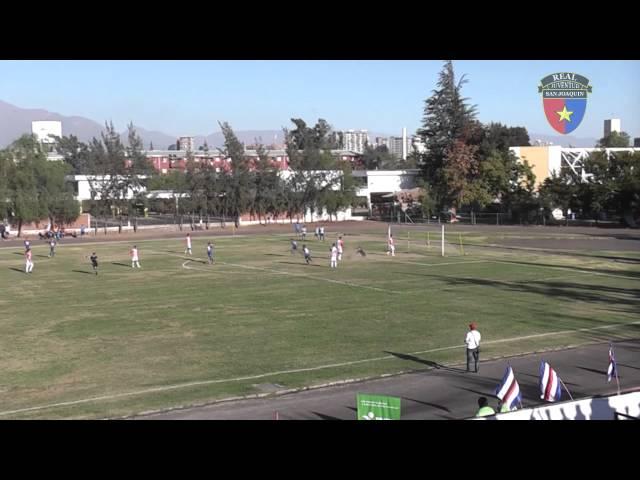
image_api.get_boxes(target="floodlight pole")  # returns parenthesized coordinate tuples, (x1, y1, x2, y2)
(441, 224, 444, 257)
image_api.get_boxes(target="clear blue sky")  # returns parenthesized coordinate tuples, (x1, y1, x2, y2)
(0, 60, 638, 139)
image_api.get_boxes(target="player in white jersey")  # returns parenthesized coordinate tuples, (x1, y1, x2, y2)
(207, 241, 215, 264)
(337, 236, 344, 261)
(185, 233, 192, 255)
(303, 245, 312, 264)
(387, 235, 395, 257)
(330, 243, 338, 269)
(130, 245, 141, 268)
(25, 248, 34, 273)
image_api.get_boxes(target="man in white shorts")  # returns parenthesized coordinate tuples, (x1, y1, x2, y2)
(330, 243, 338, 269)
(387, 234, 396, 257)
(130, 245, 141, 268)
(185, 233, 193, 256)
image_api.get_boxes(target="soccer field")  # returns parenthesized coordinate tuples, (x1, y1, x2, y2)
(1, 224, 638, 419)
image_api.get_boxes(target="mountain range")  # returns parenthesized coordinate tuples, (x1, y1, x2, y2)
(0, 99, 600, 149)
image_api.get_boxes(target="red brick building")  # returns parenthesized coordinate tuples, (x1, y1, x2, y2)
(143, 149, 360, 174)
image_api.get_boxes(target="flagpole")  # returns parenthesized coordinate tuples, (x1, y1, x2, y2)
(559, 377, 574, 401)
(613, 344, 621, 395)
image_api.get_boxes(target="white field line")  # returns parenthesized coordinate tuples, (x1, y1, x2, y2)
(493, 260, 640, 282)
(393, 259, 492, 267)
(1, 319, 639, 417)
(172, 252, 404, 294)
(0, 232, 298, 252)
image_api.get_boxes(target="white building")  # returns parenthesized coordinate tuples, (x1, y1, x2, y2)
(177, 136, 195, 152)
(375, 137, 389, 148)
(509, 145, 640, 188)
(342, 130, 369, 154)
(388, 132, 412, 160)
(32, 121, 62, 144)
(352, 169, 421, 211)
(604, 119, 621, 137)
(66, 175, 148, 201)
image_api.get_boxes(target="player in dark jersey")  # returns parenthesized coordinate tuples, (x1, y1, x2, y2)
(90, 252, 99, 275)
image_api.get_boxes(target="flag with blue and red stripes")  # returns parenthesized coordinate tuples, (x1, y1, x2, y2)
(607, 344, 617, 383)
(539, 360, 562, 402)
(495, 365, 522, 411)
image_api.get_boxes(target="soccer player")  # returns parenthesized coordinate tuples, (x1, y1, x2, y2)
(356, 246, 367, 257)
(130, 245, 141, 268)
(25, 248, 34, 273)
(301, 225, 307, 241)
(337, 235, 344, 261)
(290, 239, 298, 255)
(48, 238, 57, 257)
(207, 241, 215, 265)
(387, 234, 396, 257)
(24, 238, 31, 251)
(330, 243, 338, 269)
(319, 226, 325, 241)
(303, 244, 312, 264)
(185, 233, 193, 256)
(90, 252, 99, 275)
(314, 226, 320, 240)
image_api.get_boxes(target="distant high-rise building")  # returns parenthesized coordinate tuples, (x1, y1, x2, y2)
(341, 130, 369, 154)
(634, 137, 640, 147)
(177, 136, 195, 152)
(604, 119, 621, 137)
(388, 128, 412, 160)
(375, 137, 389, 149)
(32, 121, 62, 144)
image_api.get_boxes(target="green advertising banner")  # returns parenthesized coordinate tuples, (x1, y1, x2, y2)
(357, 394, 401, 420)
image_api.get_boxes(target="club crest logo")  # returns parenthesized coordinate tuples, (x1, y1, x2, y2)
(539, 73, 592, 134)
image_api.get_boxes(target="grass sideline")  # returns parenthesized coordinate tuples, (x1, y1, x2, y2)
(0, 226, 638, 419)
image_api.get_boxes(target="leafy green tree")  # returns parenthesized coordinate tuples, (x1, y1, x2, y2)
(417, 60, 479, 214)
(597, 131, 631, 148)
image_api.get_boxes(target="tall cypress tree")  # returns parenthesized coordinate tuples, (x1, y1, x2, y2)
(418, 61, 478, 213)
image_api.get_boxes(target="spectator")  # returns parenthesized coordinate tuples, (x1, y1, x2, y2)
(475, 397, 495, 417)
(465, 322, 481, 373)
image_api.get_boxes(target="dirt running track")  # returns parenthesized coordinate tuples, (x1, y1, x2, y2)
(2, 221, 639, 253)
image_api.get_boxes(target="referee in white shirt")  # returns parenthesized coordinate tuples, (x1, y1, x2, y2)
(465, 322, 481, 373)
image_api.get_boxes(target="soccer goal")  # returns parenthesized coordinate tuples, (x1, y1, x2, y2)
(392, 225, 466, 257)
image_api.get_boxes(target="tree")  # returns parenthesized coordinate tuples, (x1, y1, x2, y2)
(538, 170, 577, 224)
(85, 122, 133, 233)
(582, 150, 640, 226)
(597, 131, 631, 148)
(442, 140, 488, 211)
(0, 149, 13, 222)
(251, 142, 280, 224)
(359, 145, 398, 170)
(55, 135, 92, 174)
(219, 121, 250, 227)
(4, 135, 79, 236)
(417, 60, 479, 214)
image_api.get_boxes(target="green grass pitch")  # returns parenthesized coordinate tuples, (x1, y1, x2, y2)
(0, 227, 638, 418)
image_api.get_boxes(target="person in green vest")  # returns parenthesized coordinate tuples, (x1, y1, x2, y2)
(497, 399, 512, 414)
(475, 397, 496, 417)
